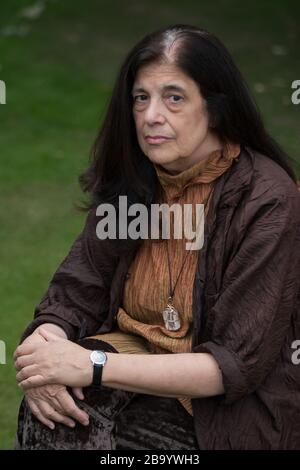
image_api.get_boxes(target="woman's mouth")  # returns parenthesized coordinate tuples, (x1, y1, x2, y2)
(145, 136, 173, 144)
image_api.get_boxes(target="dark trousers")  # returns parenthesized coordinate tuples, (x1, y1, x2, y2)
(15, 338, 199, 450)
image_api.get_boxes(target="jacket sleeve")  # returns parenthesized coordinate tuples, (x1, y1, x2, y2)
(193, 191, 300, 405)
(20, 207, 119, 343)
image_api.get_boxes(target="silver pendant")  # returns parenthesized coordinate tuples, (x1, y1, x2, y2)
(162, 303, 181, 331)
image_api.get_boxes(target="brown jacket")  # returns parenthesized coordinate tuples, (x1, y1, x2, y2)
(21, 146, 300, 449)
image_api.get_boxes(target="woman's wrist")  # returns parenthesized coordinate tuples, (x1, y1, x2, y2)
(84, 351, 113, 388)
(81, 349, 94, 387)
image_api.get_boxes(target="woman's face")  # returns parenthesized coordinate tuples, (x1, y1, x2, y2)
(132, 62, 221, 174)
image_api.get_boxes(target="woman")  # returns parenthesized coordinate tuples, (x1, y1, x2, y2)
(14, 24, 300, 450)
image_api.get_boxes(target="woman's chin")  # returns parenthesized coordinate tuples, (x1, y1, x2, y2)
(145, 152, 179, 166)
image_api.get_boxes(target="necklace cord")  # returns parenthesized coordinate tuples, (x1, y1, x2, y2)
(165, 185, 214, 301)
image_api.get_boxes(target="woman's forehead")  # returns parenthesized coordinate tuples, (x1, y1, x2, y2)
(132, 64, 195, 93)
(132, 83, 187, 95)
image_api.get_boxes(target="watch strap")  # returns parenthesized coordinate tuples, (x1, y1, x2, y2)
(92, 363, 103, 388)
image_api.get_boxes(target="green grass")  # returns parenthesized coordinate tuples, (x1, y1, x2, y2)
(0, 0, 299, 449)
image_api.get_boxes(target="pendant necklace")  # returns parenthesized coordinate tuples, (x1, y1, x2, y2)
(161, 187, 214, 331)
(162, 240, 193, 331)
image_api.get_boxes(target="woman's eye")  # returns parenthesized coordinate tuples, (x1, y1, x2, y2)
(169, 95, 183, 103)
(133, 94, 183, 104)
(134, 95, 147, 102)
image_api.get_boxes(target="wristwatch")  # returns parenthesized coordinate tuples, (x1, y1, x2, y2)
(90, 350, 108, 387)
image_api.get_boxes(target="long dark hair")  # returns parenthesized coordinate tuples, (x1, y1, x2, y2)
(77, 24, 297, 212)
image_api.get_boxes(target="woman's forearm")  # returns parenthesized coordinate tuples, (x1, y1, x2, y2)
(15, 332, 225, 398)
(101, 352, 225, 399)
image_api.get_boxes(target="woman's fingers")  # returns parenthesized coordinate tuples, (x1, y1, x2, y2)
(14, 354, 35, 372)
(14, 343, 36, 360)
(26, 397, 55, 430)
(56, 389, 89, 426)
(72, 387, 85, 400)
(37, 399, 76, 428)
(38, 386, 89, 426)
(16, 365, 39, 383)
(29, 397, 76, 429)
(50, 413, 76, 428)
(19, 376, 45, 390)
(18, 368, 47, 390)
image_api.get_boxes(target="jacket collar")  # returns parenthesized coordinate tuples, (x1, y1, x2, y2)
(216, 145, 254, 208)
(200, 146, 255, 251)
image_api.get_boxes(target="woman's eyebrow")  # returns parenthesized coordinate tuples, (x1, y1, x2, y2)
(132, 84, 186, 94)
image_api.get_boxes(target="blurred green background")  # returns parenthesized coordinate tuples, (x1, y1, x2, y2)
(0, 0, 299, 449)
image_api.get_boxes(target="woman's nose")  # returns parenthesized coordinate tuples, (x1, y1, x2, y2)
(144, 99, 166, 124)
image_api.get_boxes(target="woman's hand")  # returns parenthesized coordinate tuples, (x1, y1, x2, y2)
(24, 384, 90, 429)
(14, 328, 90, 428)
(14, 329, 93, 390)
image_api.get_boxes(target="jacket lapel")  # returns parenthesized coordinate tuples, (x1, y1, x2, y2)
(192, 146, 255, 347)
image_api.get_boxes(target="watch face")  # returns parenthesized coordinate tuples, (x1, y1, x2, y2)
(90, 350, 107, 366)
